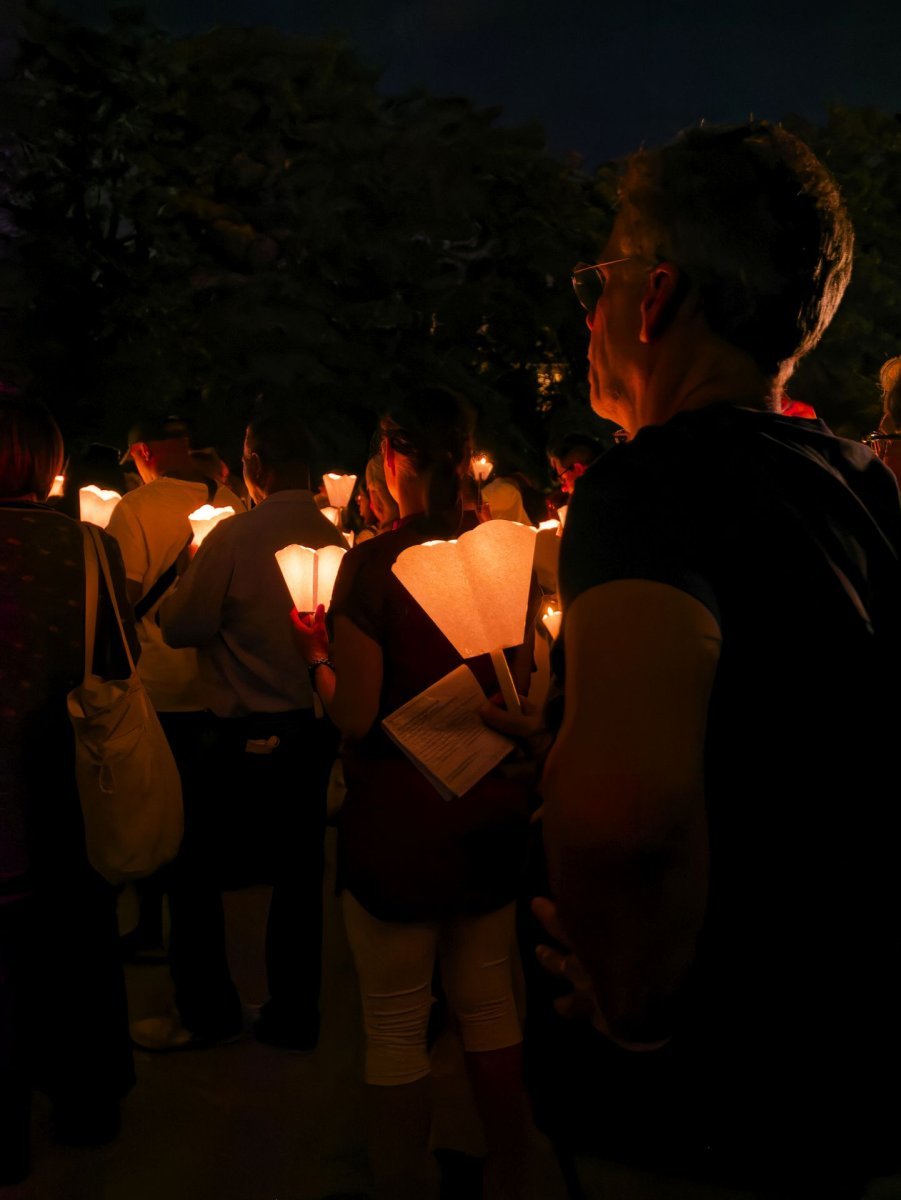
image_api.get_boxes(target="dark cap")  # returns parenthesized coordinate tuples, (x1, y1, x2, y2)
(120, 415, 192, 464)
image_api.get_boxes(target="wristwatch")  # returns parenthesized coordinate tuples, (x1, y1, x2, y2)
(307, 656, 334, 683)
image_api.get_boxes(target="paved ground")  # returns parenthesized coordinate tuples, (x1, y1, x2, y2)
(28, 829, 568, 1200)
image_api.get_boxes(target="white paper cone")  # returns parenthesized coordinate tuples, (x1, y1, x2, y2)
(323, 473, 357, 508)
(79, 485, 122, 528)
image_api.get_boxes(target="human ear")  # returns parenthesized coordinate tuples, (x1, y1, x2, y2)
(639, 264, 682, 344)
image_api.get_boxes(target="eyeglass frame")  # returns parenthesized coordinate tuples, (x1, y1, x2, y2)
(571, 257, 637, 312)
(862, 429, 901, 461)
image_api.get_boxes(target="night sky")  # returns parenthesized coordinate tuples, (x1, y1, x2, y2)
(52, 0, 901, 166)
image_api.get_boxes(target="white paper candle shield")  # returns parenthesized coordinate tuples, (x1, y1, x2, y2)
(321, 506, 341, 527)
(275, 543, 347, 611)
(189, 504, 236, 547)
(541, 605, 562, 641)
(323, 473, 357, 508)
(79, 485, 122, 528)
(49, 475, 66, 498)
(391, 520, 535, 711)
(533, 520, 561, 591)
(471, 454, 493, 483)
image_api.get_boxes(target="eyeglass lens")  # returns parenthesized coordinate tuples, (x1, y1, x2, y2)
(572, 263, 603, 312)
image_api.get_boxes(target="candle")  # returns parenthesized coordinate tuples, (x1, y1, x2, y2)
(323, 473, 357, 509)
(188, 504, 236, 547)
(275, 543, 347, 612)
(79, 485, 122, 528)
(321, 506, 341, 527)
(556, 504, 568, 534)
(392, 520, 537, 712)
(49, 474, 66, 498)
(541, 604, 562, 641)
(471, 454, 493, 483)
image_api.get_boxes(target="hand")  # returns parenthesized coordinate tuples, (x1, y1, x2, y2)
(479, 694, 544, 740)
(531, 896, 603, 1025)
(290, 603, 331, 663)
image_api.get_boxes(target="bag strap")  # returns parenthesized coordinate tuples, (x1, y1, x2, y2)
(78, 522, 101, 685)
(132, 478, 218, 622)
(84, 523, 139, 679)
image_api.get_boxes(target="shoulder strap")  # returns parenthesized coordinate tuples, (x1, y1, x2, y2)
(86, 524, 139, 677)
(131, 479, 217, 622)
(78, 523, 100, 684)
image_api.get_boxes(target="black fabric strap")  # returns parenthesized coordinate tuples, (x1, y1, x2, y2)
(133, 478, 218, 622)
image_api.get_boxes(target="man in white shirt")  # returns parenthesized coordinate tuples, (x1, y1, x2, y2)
(107, 414, 245, 1047)
(158, 408, 346, 1051)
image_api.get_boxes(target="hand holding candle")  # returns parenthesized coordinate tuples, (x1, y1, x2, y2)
(290, 603, 330, 663)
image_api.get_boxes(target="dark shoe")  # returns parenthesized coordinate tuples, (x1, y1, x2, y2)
(253, 1012, 319, 1052)
(130, 1015, 243, 1052)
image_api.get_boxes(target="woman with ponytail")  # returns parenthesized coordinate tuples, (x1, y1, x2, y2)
(293, 386, 533, 1200)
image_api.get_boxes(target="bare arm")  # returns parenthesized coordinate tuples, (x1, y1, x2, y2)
(541, 578, 721, 1046)
(294, 609, 383, 740)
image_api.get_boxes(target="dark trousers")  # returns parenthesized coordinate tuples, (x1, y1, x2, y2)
(160, 708, 333, 1036)
(1, 873, 133, 1185)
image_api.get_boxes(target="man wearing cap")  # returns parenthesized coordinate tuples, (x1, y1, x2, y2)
(107, 414, 245, 1047)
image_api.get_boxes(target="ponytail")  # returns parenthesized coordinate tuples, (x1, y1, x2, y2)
(381, 386, 473, 538)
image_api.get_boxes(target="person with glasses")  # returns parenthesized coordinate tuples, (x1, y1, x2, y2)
(485, 123, 901, 1198)
(862, 356, 901, 484)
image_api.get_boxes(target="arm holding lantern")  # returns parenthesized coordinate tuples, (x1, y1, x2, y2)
(292, 606, 382, 740)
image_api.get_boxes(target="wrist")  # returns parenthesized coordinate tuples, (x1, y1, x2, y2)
(307, 656, 334, 684)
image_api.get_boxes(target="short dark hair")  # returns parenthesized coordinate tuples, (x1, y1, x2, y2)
(246, 408, 312, 472)
(618, 122, 854, 376)
(0, 395, 64, 500)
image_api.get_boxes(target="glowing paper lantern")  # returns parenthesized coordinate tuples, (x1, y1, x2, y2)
(49, 474, 66, 498)
(471, 454, 493, 483)
(533, 519, 561, 592)
(323, 473, 357, 509)
(322, 506, 340, 527)
(275, 543, 347, 612)
(541, 605, 562, 641)
(188, 504, 236, 547)
(392, 520, 535, 711)
(79, 485, 122, 528)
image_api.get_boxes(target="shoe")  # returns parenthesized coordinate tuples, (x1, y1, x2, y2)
(253, 1013, 319, 1052)
(130, 1015, 243, 1053)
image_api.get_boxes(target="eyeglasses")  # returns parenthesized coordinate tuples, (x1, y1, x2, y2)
(862, 430, 901, 461)
(571, 257, 635, 312)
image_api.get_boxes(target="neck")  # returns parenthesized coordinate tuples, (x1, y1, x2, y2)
(395, 475, 428, 520)
(624, 337, 776, 436)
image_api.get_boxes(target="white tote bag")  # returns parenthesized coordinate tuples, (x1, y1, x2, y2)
(67, 523, 183, 884)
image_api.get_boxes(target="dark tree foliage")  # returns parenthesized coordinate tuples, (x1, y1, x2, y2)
(0, 1, 612, 472)
(783, 108, 901, 436)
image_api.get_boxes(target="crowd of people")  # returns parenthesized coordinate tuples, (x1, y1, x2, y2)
(3, 120, 901, 1200)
